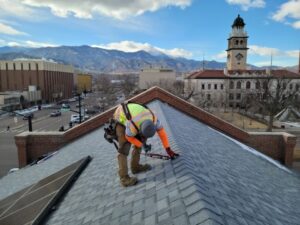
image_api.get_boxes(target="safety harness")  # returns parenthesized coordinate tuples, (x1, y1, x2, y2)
(104, 102, 170, 160)
(121, 101, 155, 134)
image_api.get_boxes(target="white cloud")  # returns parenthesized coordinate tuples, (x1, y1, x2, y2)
(225, 0, 265, 10)
(0, 22, 27, 35)
(24, 40, 58, 48)
(214, 45, 299, 60)
(272, 0, 300, 29)
(248, 45, 281, 56)
(215, 51, 227, 59)
(12, 0, 192, 20)
(92, 40, 193, 58)
(0, 40, 58, 48)
(0, 0, 35, 19)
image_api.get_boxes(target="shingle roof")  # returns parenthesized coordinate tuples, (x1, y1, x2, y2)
(187, 69, 300, 79)
(1, 100, 300, 225)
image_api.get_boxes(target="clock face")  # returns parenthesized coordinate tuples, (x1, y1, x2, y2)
(235, 53, 243, 61)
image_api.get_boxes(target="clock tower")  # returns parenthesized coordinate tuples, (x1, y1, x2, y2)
(226, 15, 249, 70)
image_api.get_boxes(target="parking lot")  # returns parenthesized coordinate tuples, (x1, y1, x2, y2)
(0, 101, 92, 177)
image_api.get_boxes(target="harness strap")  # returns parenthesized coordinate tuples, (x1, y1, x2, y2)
(121, 102, 140, 134)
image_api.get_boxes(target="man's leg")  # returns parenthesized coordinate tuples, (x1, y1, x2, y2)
(131, 146, 151, 174)
(116, 124, 137, 187)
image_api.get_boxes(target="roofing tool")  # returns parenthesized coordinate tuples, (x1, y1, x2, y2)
(141, 152, 170, 160)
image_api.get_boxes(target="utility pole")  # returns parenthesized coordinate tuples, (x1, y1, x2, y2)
(28, 115, 32, 131)
(78, 93, 82, 123)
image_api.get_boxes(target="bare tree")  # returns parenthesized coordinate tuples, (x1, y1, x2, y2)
(120, 75, 137, 98)
(247, 76, 299, 131)
(146, 79, 196, 100)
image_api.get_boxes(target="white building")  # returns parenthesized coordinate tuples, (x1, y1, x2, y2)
(185, 15, 300, 108)
(139, 67, 176, 89)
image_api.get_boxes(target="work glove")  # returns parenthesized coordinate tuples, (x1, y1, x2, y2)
(143, 143, 152, 153)
(165, 147, 179, 160)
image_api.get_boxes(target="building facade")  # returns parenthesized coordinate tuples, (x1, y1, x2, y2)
(185, 15, 300, 108)
(76, 73, 92, 93)
(0, 60, 74, 103)
(139, 67, 176, 89)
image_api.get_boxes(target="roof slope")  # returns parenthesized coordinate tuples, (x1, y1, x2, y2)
(1, 100, 300, 225)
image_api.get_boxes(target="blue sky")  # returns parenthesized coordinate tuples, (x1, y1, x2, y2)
(0, 0, 299, 67)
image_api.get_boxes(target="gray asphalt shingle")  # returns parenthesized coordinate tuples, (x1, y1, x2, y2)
(0, 100, 300, 225)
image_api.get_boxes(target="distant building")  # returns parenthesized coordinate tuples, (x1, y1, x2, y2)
(76, 73, 92, 93)
(139, 67, 176, 89)
(0, 60, 74, 103)
(185, 15, 300, 108)
(0, 86, 42, 111)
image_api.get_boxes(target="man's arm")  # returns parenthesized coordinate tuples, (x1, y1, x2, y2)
(157, 128, 179, 159)
(125, 135, 143, 148)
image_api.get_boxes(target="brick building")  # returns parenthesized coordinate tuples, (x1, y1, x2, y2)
(0, 60, 74, 103)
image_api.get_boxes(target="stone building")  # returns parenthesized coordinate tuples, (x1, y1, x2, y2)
(185, 15, 300, 108)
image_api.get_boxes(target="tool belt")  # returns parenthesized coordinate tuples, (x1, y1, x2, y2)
(104, 118, 118, 149)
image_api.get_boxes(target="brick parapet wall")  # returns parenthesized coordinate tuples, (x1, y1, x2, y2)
(15, 86, 297, 167)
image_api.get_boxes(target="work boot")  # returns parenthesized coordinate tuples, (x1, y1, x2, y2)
(118, 154, 138, 187)
(131, 148, 151, 174)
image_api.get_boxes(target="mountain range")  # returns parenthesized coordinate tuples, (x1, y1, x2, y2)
(0, 46, 297, 73)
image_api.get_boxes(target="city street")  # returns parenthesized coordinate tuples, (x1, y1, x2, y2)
(0, 103, 79, 177)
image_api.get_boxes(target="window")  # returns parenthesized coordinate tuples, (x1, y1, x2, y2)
(235, 40, 239, 45)
(214, 84, 217, 90)
(236, 81, 241, 89)
(236, 93, 241, 100)
(221, 84, 224, 90)
(229, 93, 234, 100)
(13, 63, 16, 70)
(207, 94, 211, 100)
(289, 84, 293, 90)
(230, 81, 234, 89)
(296, 83, 300, 91)
(202, 84, 205, 90)
(240, 40, 244, 45)
(208, 84, 211, 90)
(256, 81, 260, 89)
(246, 81, 251, 89)
(28, 63, 31, 71)
(263, 81, 268, 89)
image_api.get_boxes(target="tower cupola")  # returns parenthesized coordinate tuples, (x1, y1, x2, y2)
(226, 14, 249, 70)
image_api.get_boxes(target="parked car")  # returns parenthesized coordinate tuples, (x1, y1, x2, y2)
(23, 112, 34, 120)
(61, 103, 70, 109)
(50, 110, 61, 117)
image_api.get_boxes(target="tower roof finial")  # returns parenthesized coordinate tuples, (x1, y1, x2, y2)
(232, 14, 245, 28)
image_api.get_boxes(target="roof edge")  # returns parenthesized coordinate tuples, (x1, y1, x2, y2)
(15, 86, 296, 167)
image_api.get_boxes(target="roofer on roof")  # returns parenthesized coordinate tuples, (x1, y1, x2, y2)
(113, 102, 179, 187)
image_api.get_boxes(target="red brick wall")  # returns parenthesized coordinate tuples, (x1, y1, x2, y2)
(15, 86, 297, 167)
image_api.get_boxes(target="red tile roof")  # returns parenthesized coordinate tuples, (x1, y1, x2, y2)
(187, 70, 227, 79)
(187, 69, 300, 79)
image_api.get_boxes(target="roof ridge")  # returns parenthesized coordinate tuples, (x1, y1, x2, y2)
(153, 101, 226, 224)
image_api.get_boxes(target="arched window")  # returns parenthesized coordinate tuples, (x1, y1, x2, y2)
(235, 40, 239, 45)
(240, 40, 244, 45)
(236, 81, 241, 89)
(230, 81, 234, 89)
(256, 81, 260, 89)
(246, 81, 251, 89)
